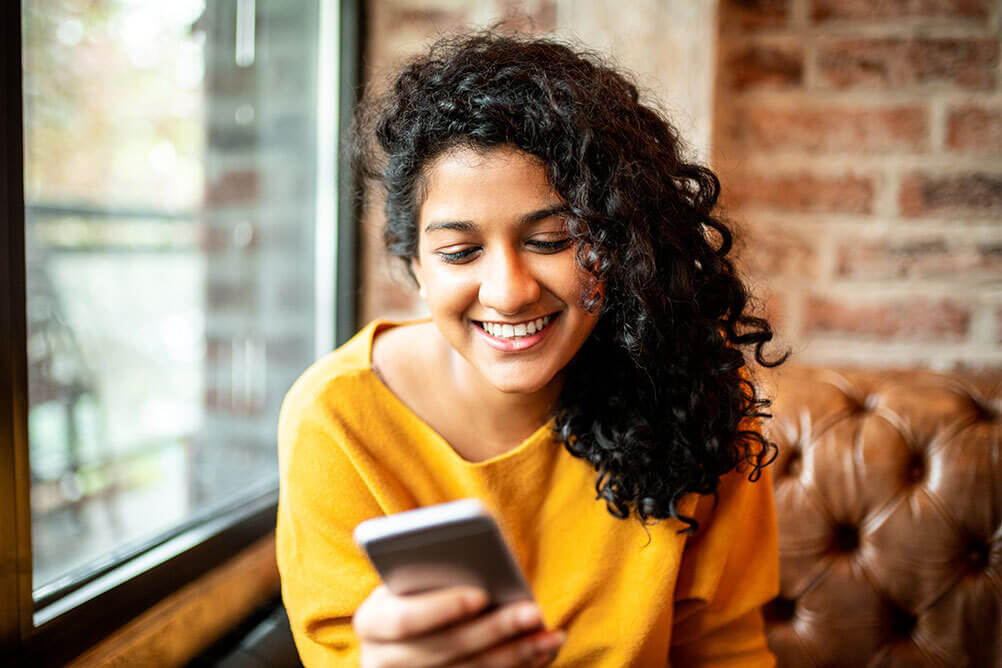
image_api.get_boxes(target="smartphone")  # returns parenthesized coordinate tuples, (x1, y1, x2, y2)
(353, 499, 534, 607)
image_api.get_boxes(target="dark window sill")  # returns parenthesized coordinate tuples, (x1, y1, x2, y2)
(16, 490, 278, 667)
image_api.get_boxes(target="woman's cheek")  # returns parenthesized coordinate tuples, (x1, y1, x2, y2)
(426, 265, 479, 310)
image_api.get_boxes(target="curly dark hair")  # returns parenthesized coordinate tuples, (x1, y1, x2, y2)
(353, 30, 787, 533)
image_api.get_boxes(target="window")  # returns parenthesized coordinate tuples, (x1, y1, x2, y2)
(1, 0, 360, 663)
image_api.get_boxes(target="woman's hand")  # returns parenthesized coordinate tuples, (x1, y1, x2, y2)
(353, 585, 566, 667)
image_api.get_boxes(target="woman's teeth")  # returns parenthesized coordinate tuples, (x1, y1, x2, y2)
(480, 315, 552, 339)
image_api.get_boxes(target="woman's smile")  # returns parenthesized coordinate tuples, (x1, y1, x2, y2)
(410, 145, 601, 395)
(472, 313, 558, 352)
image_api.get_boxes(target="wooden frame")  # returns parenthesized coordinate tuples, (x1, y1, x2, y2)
(66, 534, 280, 667)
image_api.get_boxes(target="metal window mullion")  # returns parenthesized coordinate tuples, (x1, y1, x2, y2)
(336, 0, 363, 346)
(314, 0, 338, 358)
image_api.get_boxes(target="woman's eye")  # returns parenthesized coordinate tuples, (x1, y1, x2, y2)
(437, 247, 480, 264)
(528, 238, 572, 253)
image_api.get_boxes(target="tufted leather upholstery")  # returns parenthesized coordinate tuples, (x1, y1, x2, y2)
(761, 367, 1001, 668)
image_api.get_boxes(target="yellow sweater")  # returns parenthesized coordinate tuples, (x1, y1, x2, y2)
(276, 320, 779, 667)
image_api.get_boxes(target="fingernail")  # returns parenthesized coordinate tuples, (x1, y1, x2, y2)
(464, 590, 488, 611)
(536, 630, 566, 653)
(517, 604, 542, 629)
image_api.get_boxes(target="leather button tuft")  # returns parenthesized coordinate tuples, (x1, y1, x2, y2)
(847, 392, 880, 414)
(889, 605, 917, 638)
(966, 541, 990, 571)
(907, 453, 925, 484)
(786, 451, 802, 477)
(834, 524, 859, 552)
(971, 397, 1000, 422)
(764, 596, 796, 622)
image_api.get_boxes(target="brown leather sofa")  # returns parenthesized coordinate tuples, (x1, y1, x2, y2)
(761, 367, 1001, 667)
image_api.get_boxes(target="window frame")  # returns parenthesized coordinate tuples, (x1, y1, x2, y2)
(0, 0, 363, 663)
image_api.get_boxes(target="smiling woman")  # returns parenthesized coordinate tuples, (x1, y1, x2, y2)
(276, 30, 787, 668)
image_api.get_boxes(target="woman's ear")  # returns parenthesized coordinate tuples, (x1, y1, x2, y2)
(410, 257, 426, 300)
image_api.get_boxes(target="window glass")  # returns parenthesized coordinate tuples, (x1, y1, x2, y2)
(22, 0, 321, 595)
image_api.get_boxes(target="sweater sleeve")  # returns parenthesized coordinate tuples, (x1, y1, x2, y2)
(276, 379, 383, 667)
(668, 462, 780, 667)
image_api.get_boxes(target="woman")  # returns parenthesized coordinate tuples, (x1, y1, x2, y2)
(277, 30, 786, 667)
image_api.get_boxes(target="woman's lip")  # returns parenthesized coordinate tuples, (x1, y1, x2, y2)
(473, 314, 559, 352)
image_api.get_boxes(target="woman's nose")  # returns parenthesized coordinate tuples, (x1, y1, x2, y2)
(478, 248, 541, 315)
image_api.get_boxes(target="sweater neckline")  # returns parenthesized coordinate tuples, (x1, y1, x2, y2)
(362, 318, 558, 469)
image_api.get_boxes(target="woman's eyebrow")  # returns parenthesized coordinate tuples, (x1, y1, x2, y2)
(520, 205, 569, 225)
(424, 220, 477, 234)
(424, 205, 569, 233)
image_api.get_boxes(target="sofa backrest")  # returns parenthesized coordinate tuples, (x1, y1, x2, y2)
(761, 367, 1001, 667)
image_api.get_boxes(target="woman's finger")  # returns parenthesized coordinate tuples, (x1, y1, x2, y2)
(451, 629, 566, 668)
(353, 585, 488, 642)
(365, 600, 549, 668)
(530, 648, 560, 668)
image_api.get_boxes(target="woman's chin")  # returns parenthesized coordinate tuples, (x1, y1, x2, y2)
(494, 381, 548, 395)
(482, 367, 562, 397)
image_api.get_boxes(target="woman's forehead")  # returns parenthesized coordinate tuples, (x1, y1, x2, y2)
(423, 144, 546, 183)
(419, 146, 562, 225)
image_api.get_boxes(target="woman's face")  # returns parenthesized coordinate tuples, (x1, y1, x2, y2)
(411, 145, 601, 396)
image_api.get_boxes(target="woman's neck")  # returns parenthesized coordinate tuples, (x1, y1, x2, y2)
(444, 343, 562, 452)
(372, 320, 562, 462)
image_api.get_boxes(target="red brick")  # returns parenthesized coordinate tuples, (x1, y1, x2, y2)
(532, 0, 558, 32)
(208, 335, 308, 365)
(947, 106, 1002, 153)
(756, 292, 786, 330)
(899, 172, 1002, 216)
(836, 238, 1002, 278)
(205, 337, 226, 363)
(204, 386, 224, 412)
(817, 38, 999, 90)
(207, 279, 255, 309)
(811, 0, 991, 23)
(805, 297, 970, 340)
(723, 44, 804, 91)
(725, 173, 875, 214)
(198, 222, 261, 253)
(384, 7, 469, 31)
(199, 223, 227, 253)
(206, 170, 260, 206)
(739, 228, 821, 277)
(365, 268, 421, 315)
(733, 105, 927, 153)
(744, 290, 786, 337)
(949, 360, 1002, 376)
(204, 386, 262, 416)
(721, 0, 790, 32)
(499, 0, 557, 32)
(951, 360, 1002, 375)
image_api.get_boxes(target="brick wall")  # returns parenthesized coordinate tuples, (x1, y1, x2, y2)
(359, 0, 1001, 371)
(359, 0, 717, 324)
(715, 0, 1002, 371)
